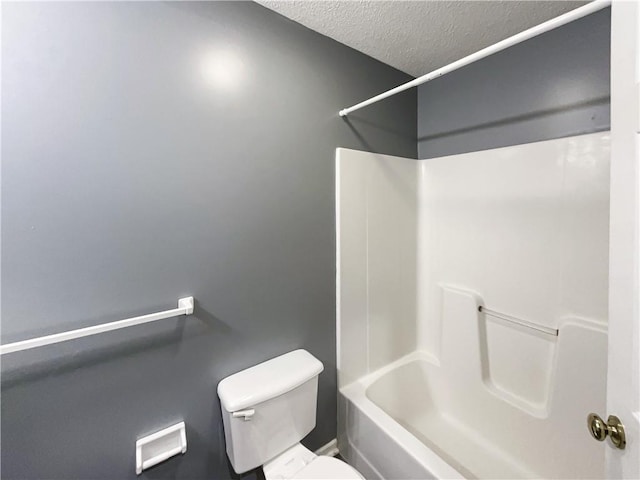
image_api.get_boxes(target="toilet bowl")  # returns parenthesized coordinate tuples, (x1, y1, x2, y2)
(217, 349, 365, 480)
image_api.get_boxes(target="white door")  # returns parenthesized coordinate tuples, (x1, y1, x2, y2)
(606, 1, 640, 478)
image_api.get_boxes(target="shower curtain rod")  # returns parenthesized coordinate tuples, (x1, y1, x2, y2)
(338, 0, 611, 117)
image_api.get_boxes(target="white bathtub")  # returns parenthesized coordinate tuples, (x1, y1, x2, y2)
(338, 352, 464, 480)
(338, 324, 607, 480)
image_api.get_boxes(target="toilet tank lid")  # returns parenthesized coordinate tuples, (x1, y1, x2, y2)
(217, 349, 324, 412)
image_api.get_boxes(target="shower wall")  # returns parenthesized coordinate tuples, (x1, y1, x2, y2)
(337, 132, 611, 478)
(417, 132, 610, 357)
(337, 131, 610, 388)
(336, 149, 418, 387)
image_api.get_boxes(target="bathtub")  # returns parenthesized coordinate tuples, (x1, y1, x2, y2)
(338, 324, 607, 480)
(335, 282, 608, 479)
(338, 352, 465, 480)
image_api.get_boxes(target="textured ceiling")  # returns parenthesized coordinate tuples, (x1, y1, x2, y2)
(256, 1, 588, 77)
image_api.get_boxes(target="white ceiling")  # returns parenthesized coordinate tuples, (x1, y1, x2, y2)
(257, 1, 588, 77)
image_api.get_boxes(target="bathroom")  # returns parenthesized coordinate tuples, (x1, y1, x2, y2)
(1, 1, 638, 479)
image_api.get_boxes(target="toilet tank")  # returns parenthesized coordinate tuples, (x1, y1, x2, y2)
(217, 349, 324, 474)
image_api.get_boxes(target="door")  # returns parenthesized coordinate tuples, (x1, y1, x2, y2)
(606, 1, 640, 478)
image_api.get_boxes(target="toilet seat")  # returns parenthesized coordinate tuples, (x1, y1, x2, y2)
(291, 456, 364, 480)
(263, 443, 364, 480)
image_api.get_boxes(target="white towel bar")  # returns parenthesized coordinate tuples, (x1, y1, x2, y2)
(0, 297, 194, 355)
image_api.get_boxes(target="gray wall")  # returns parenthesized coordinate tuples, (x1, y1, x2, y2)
(0, 2, 415, 479)
(418, 8, 610, 158)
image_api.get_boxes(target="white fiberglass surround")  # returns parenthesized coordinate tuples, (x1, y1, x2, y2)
(336, 132, 610, 479)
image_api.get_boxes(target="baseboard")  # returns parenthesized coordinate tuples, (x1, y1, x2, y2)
(315, 438, 339, 457)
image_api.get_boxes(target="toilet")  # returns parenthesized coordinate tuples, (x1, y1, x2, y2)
(217, 349, 364, 480)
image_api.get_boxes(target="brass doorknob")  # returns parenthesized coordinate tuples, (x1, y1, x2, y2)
(587, 413, 626, 449)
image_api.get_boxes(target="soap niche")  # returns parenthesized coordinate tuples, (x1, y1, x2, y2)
(478, 312, 557, 417)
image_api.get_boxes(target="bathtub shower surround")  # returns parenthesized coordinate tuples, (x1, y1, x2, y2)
(336, 132, 610, 479)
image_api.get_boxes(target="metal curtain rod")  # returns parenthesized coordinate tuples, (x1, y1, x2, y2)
(0, 296, 195, 355)
(338, 0, 612, 117)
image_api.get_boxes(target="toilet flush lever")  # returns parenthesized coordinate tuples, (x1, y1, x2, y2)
(232, 409, 255, 421)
